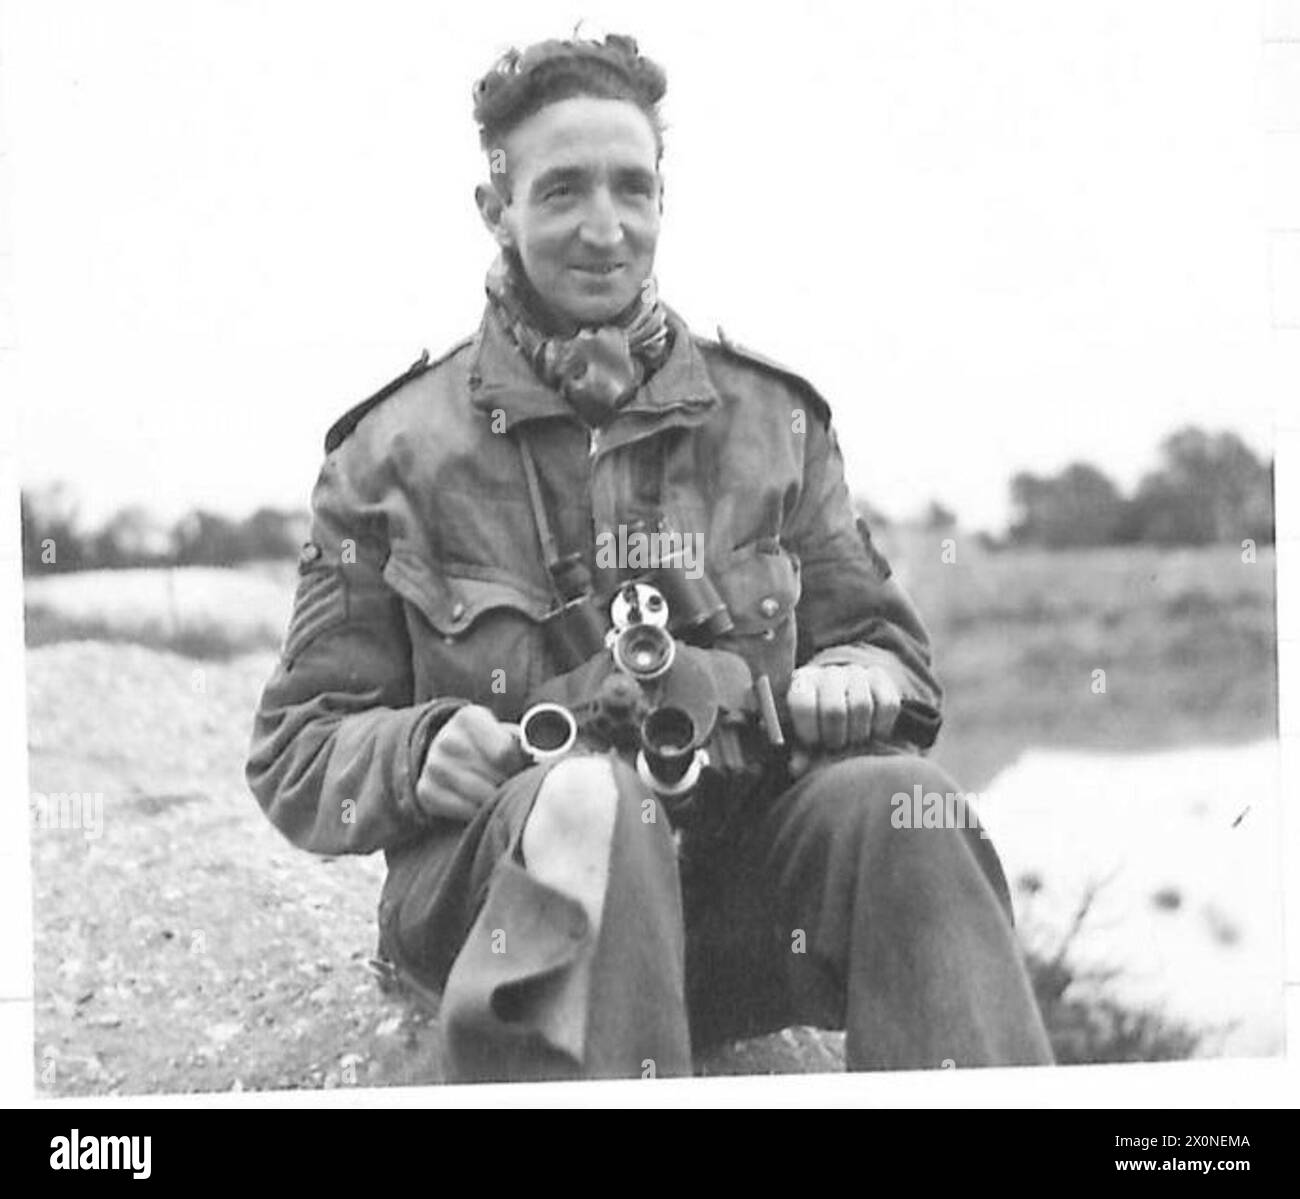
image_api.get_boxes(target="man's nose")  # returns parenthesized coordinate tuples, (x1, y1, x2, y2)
(578, 188, 624, 249)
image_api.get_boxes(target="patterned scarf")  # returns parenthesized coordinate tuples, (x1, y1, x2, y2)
(485, 252, 673, 427)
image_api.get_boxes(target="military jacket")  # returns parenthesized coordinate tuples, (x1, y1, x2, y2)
(246, 305, 941, 858)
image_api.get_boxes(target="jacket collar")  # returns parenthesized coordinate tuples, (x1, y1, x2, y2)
(468, 301, 719, 430)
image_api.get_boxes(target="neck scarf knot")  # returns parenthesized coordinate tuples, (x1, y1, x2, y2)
(485, 252, 673, 427)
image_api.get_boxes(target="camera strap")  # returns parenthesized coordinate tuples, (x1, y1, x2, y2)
(513, 431, 564, 599)
(512, 424, 673, 599)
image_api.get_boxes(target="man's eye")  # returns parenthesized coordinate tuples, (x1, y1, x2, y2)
(542, 184, 573, 201)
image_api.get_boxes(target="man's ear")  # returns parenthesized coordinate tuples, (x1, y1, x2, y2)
(475, 181, 514, 250)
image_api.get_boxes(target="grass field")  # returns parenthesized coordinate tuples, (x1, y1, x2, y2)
(880, 533, 1276, 787)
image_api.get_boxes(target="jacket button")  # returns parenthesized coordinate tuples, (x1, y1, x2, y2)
(759, 597, 780, 617)
(451, 601, 466, 620)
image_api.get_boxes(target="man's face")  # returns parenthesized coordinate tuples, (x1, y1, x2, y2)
(488, 97, 662, 329)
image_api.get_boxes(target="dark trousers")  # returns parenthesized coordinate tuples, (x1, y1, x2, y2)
(378, 751, 1054, 1082)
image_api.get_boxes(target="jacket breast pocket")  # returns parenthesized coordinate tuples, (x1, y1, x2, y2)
(710, 541, 802, 701)
(382, 549, 554, 718)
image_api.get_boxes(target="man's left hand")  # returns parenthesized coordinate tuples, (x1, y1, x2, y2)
(785, 663, 902, 779)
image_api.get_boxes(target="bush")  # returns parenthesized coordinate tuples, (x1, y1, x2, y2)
(1022, 884, 1205, 1065)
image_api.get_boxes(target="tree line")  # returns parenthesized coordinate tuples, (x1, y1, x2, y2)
(877, 425, 1274, 549)
(20, 488, 309, 574)
(1003, 427, 1273, 548)
(20, 425, 1274, 574)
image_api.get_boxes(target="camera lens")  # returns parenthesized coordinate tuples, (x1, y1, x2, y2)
(613, 622, 675, 679)
(519, 703, 578, 760)
(643, 706, 694, 752)
(640, 707, 699, 788)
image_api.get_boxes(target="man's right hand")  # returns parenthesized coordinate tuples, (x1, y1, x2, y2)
(416, 704, 532, 823)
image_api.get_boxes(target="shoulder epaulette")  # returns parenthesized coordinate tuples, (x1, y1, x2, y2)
(324, 335, 475, 453)
(704, 326, 833, 427)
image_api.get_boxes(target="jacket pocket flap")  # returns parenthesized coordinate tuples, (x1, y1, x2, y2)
(383, 550, 552, 635)
(713, 543, 802, 635)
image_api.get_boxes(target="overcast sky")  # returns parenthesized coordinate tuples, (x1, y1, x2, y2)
(5, 0, 1291, 533)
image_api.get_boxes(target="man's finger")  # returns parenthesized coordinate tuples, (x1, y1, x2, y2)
(434, 705, 495, 761)
(866, 667, 902, 741)
(483, 726, 531, 775)
(414, 779, 479, 823)
(457, 704, 505, 741)
(843, 668, 875, 745)
(417, 759, 494, 820)
(462, 706, 530, 774)
(815, 667, 849, 750)
(786, 670, 820, 747)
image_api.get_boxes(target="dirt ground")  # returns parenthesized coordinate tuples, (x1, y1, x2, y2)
(27, 640, 843, 1096)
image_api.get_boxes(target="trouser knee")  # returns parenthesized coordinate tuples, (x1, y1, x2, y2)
(775, 753, 1012, 911)
(523, 752, 674, 864)
(793, 753, 963, 837)
(526, 755, 621, 846)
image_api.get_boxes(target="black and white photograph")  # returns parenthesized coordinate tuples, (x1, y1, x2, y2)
(3, 0, 1296, 1103)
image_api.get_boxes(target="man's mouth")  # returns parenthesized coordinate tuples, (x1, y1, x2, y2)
(571, 263, 624, 276)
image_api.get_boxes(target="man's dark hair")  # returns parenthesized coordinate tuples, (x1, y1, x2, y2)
(472, 32, 668, 179)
